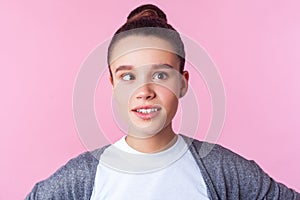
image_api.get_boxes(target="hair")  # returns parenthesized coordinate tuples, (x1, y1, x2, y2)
(107, 4, 185, 79)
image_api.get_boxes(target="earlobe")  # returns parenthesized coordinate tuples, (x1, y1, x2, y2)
(109, 76, 114, 86)
(109, 76, 115, 91)
(179, 71, 189, 98)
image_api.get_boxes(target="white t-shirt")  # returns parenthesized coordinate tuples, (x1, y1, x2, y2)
(91, 135, 209, 200)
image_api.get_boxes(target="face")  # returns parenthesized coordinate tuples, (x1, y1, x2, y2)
(109, 35, 189, 138)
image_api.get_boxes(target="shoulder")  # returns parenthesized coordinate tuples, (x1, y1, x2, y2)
(188, 137, 261, 181)
(180, 134, 242, 162)
(26, 145, 110, 200)
(181, 134, 300, 199)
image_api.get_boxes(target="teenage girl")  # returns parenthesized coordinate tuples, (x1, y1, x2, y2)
(26, 4, 300, 200)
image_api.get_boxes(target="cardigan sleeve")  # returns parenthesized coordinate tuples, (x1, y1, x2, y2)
(247, 160, 300, 200)
(190, 141, 300, 200)
(25, 151, 99, 200)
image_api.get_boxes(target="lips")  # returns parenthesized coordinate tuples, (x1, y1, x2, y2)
(131, 105, 162, 120)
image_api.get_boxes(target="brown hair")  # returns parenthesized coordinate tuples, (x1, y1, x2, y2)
(107, 4, 185, 79)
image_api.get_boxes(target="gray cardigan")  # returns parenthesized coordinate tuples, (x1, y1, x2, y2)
(26, 135, 300, 200)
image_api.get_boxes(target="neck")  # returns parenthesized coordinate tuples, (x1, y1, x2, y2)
(125, 123, 177, 153)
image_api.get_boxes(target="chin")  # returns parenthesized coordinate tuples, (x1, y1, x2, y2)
(127, 121, 167, 139)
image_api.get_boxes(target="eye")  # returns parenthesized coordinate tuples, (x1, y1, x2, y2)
(121, 73, 135, 81)
(153, 72, 168, 80)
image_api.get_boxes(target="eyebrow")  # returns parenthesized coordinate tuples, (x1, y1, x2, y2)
(114, 63, 174, 74)
(114, 65, 133, 74)
(151, 64, 174, 70)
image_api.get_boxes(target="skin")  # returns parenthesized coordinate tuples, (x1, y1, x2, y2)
(109, 35, 189, 153)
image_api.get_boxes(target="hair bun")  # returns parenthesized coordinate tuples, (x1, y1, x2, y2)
(127, 4, 167, 23)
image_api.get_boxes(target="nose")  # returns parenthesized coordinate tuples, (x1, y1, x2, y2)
(135, 84, 156, 100)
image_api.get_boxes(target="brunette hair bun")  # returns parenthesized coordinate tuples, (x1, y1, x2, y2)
(127, 4, 167, 23)
(108, 4, 185, 78)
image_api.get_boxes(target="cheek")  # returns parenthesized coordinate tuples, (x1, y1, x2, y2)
(155, 77, 182, 99)
(164, 95, 178, 122)
(156, 87, 179, 112)
(113, 84, 133, 109)
(112, 84, 136, 124)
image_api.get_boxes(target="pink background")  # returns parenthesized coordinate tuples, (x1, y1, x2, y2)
(1, 0, 299, 199)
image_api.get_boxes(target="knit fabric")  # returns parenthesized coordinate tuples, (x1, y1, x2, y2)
(26, 135, 300, 200)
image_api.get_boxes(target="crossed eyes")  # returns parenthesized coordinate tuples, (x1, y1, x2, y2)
(120, 71, 169, 81)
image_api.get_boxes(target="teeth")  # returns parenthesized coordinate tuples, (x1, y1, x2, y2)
(136, 108, 159, 114)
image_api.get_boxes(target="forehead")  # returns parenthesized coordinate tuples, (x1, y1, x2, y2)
(110, 35, 180, 71)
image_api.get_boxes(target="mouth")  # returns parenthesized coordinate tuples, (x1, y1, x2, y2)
(131, 105, 162, 120)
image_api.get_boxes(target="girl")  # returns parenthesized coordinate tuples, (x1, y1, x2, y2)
(26, 4, 299, 200)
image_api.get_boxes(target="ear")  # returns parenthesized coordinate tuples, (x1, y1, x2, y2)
(109, 76, 114, 89)
(179, 70, 189, 98)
